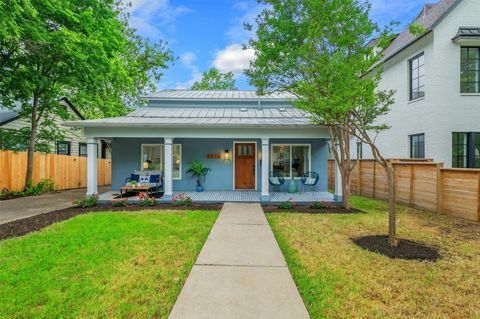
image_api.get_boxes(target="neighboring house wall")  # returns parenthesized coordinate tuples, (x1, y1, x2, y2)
(354, 0, 480, 167)
(111, 137, 329, 192)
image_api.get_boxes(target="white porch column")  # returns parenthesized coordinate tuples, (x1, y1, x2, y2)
(261, 137, 270, 202)
(334, 159, 343, 202)
(86, 137, 98, 197)
(164, 137, 173, 201)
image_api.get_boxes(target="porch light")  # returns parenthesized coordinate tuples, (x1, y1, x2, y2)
(143, 161, 149, 169)
(224, 149, 230, 160)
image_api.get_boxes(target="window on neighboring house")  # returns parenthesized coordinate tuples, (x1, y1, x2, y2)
(57, 141, 71, 156)
(452, 132, 480, 168)
(410, 134, 425, 158)
(79, 142, 87, 157)
(409, 53, 425, 100)
(271, 144, 311, 178)
(356, 141, 363, 159)
(460, 47, 480, 93)
(141, 144, 182, 179)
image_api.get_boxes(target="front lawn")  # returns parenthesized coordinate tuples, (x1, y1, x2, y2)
(0, 210, 218, 318)
(268, 196, 480, 318)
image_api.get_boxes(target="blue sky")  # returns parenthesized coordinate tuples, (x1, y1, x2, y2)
(128, 0, 432, 90)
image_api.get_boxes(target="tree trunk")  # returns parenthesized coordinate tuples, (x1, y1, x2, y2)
(25, 95, 39, 188)
(341, 170, 351, 210)
(386, 163, 397, 246)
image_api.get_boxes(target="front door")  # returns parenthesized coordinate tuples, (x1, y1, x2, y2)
(235, 142, 256, 189)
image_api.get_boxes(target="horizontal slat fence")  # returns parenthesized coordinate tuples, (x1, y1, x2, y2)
(0, 150, 111, 192)
(328, 159, 480, 222)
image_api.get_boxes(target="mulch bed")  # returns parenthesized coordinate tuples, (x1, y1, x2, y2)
(262, 204, 362, 214)
(0, 203, 222, 241)
(352, 235, 440, 262)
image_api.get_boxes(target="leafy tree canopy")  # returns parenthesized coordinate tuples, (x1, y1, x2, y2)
(191, 67, 237, 90)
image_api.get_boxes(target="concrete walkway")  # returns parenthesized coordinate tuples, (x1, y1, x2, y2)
(169, 203, 310, 319)
(0, 187, 110, 224)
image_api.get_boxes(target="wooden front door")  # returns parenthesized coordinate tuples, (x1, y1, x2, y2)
(235, 143, 256, 189)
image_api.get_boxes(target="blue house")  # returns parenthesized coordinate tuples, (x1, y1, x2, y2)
(65, 90, 340, 203)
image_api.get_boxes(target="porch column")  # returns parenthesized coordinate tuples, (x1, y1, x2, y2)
(86, 137, 98, 197)
(164, 137, 173, 201)
(261, 137, 270, 202)
(334, 159, 343, 202)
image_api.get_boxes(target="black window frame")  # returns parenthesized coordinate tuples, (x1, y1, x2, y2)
(56, 141, 71, 156)
(409, 133, 425, 159)
(460, 47, 480, 94)
(452, 132, 480, 168)
(79, 142, 88, 157)
(409, 53, 425, 101)
(356, 141, 363, 159)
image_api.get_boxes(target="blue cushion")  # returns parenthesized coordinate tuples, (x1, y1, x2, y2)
(149, 174, 160, 183)
(130, 174, 140, 182)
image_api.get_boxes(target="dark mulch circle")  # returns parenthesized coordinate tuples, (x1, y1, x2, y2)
(262, 204, 362, 214)
(352, 235, 440, 262)
(0, 203, 222, 241)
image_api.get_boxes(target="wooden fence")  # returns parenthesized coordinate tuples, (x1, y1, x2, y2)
(0, 150, 111, 192)
(328, 159, 480, 222)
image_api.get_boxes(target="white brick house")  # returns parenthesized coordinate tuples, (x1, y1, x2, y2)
(355, 0, 480, 168)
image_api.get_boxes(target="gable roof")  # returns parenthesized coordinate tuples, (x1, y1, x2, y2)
(381, 0, 461, 62)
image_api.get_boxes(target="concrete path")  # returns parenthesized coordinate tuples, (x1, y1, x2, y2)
(169, 203, 310, 319)
(0, 187, 110, 224)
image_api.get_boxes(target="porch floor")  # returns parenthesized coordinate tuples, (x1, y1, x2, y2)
(99, 190, 334, 203)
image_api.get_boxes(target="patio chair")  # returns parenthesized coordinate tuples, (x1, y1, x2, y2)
(269, 171, 285, 194)
(300, 171, 319, 195)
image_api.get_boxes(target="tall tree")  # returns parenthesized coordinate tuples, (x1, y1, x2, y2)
(191, 67, 237, 90)
(0, 0, 173, 187)
(246, 0, 399, 245)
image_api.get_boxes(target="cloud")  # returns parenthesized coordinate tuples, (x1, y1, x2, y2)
(226, 1, 265, 44)
(181, 52, 197, 67)
(127, 0, 192, 41)
(213, 44, 255, 75)
(369, 0, 428, 29)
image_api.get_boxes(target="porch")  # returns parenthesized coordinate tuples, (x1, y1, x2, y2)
(99, 190, 335, 203)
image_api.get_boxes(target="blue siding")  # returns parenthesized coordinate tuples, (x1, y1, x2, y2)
(111, 137, 329, 192)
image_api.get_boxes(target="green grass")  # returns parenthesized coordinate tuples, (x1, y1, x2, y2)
(0, 210, 218, 319)
(268, 196, 480, 319)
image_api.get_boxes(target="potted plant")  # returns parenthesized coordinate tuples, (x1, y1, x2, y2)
(130, 180, 138, 188)
(187, 160, 211, 192)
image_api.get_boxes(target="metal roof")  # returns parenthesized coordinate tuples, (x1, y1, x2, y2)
(452, 27, 480, 42)
(64, 106, 315, 128)
(145, 90, 295, 101)
(382, 0, 459, 62)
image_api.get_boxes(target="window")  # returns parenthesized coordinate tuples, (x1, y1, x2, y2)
(409, 53, 425, 100)
(271, 144, 310, 178)
(79, 143, 87, 157)
(57, 141, 71, 156)
(356, 142, 363, 159)
(141, 144, 182, 179)
(461, 47, 480, 93)
(452, 132, 480, 168)
(410, 134, 425, 158)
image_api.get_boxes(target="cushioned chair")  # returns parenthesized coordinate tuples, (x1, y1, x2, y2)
(301, 171, 319, 194)
(269, 171, 285, 194)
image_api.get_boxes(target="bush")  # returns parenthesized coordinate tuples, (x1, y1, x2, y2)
(24, 178, 55, 196)
(74, 195, 98, 208)
(112, 198, 128, 207)
(172, 193, 192, 206)
(310, 201, 328, 209)
(278, 199, 295, 209)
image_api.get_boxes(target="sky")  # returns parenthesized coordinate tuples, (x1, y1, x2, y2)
(128, 0, 432, 90)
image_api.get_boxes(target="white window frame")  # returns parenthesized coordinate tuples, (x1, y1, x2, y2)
(140, 144, 182, 180)
(270, 143, 311, 179)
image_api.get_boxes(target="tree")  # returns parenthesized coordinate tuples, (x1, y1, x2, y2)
(246, 0, 399, 245)
(191, 67, 237, 90)
(0, 0, 173, 187)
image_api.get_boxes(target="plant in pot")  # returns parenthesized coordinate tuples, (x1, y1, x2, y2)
(187, 160, 211, 192)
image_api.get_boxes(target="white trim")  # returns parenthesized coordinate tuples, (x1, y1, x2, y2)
(270, 143, 312, 179)
(140, 143, 182, 180)
(174, 144, 182, 180)
(232, 141, 258, 190)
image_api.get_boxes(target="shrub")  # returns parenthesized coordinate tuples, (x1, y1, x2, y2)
(278, 198, 295, 209)
(112, 198, 128, 207)
(172, 193, 193, 206)
(140, 196, 157, 207)
(310, 201, 328, 209)
(74, 195, 98, 208)
(24, 178, 55, 196)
